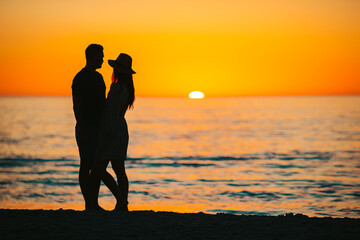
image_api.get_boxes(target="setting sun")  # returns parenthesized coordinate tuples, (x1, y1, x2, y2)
(189, 91, 205, 99)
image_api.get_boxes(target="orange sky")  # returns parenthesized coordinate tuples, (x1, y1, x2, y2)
(0, 0, 359, 97)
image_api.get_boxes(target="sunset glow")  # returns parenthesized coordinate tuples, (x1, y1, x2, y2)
(0, 1, 359, 97)
(189, 91, 204, 99)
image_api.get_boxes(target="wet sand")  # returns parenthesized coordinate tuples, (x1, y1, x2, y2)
(0, 209, 359, 240)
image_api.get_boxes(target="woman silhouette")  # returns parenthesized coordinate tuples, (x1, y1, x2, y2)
(92, 53, 135, 211)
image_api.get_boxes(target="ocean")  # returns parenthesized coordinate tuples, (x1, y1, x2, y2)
(0, 96, 359, 217)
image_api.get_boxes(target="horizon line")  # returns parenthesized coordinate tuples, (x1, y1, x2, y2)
(0, 93, 359, 98)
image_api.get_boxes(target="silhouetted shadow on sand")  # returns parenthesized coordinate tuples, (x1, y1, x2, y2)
(1, 209, 359, 239)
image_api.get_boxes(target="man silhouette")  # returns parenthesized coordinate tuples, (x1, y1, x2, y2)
(72, 44, 106, 210)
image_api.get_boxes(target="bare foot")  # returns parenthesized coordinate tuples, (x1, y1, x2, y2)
(85, 205, 106, 212)
(113, 203, 129, 212)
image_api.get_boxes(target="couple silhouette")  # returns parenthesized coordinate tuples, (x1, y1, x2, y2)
(71, 44, 135, 211)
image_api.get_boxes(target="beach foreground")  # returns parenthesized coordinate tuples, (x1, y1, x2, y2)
(0, 209, 359, 240)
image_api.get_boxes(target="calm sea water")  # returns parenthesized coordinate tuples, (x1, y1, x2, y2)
(0, 96, 359, 217)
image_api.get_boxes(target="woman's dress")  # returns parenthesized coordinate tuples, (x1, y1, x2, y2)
(97, 82, 129, 161)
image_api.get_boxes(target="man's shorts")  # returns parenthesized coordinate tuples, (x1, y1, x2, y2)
(75, 123, 99, 160)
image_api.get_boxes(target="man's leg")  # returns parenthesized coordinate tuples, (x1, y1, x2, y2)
(79, 158, 104, 210)
(76, 123, 104, 210)
(76, 124, 98, 209)
(89, 167, 102, 209)
(79, 157, 92, 208)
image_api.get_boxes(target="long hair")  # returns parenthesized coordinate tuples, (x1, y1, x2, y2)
(111, 69, 135, 110)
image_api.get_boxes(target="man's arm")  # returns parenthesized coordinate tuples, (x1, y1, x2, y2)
(72, 93, 83, 123)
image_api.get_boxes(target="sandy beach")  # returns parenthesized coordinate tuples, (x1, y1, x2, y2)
(1, 209, 359, 240)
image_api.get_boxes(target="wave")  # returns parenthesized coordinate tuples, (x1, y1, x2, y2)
(127, 150, 359, 161)
(0, 157, 76, 168)
(0, 150, 359, 168)
(207, 209, 286, 216)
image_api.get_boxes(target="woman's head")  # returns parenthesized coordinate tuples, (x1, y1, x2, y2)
(109, 53, 136, 109)
(108, 53, 136, 74)
(111, 69, 135, 110)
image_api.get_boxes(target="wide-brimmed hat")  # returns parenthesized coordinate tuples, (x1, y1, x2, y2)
(108, 53, 136, 74)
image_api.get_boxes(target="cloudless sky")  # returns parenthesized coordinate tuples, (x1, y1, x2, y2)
(0, 0, 359, 97)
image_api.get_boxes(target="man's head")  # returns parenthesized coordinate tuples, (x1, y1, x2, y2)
(85, 44, 104, 69)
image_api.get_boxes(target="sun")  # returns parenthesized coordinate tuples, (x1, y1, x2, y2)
(189, 91, 205, 99)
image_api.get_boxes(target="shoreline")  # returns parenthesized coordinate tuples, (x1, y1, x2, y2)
(1, 209, 359, 239)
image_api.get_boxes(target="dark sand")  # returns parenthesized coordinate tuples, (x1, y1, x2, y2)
(0, 209, 359, 240)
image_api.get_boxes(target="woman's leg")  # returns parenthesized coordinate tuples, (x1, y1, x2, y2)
(92, 160, 122, 205)
(111, 159, 129, 209)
